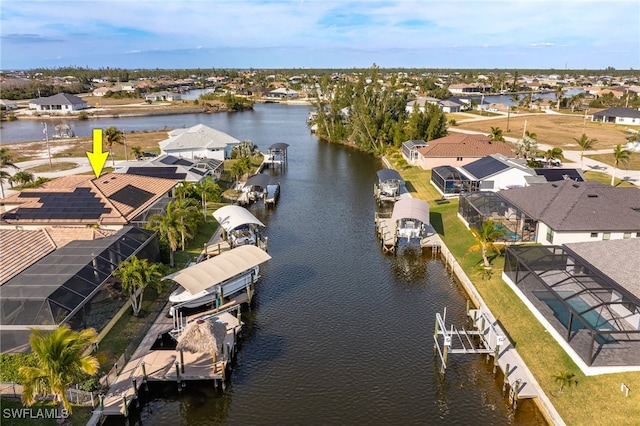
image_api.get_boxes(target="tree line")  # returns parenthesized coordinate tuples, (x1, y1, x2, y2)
(311, 65, 448, 154)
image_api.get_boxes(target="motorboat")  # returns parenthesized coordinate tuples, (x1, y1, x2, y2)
(166, 245, 271, 314)
(212, 205, 266, 248)
(375, 169, 404, 202)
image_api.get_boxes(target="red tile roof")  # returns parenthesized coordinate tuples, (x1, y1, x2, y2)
(0, 173, 176, 226)
(417, 133, 513, 158)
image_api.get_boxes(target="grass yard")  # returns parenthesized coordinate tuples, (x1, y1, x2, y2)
(455, 113, 631, 150)
(386, 156, 640, 426)
(586, 152, 640, 172)
(25, 161, 79, 173)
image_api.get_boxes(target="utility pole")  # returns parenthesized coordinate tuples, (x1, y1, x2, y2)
(123, 129, 128, 161)
(43, 122, 52, 169)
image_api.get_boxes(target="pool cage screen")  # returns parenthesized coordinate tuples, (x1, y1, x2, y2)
(504, 245, 640, 366)
(458, 191, 537, 243)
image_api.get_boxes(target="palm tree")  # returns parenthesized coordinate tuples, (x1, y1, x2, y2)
(19, 325, 99, 414)
(131, 145, 143, 160)
(490, 126, 504, 142)
(465, 218, 507, 268)
(10, 170, 35, 187)
(146, 202, 183, 267)
(573, 134, 597, 169)
(197, 176, 222, 220)
(174, 198, 202, 251)
(113, 255, 164, 316)
(104, 126, 124, 166)
(0, 147, 19, 198)
(553, 371, 577, 393)
(611, 144, 632, 186)
(544, 147, 565, 165)
(554, 85, 564, 110)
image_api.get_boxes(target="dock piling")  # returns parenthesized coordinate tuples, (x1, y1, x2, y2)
(180, 350, 185, 374)
(175, 361, 182, 391)
(503, 363, 510, 394)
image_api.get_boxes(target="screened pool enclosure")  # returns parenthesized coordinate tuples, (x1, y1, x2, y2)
(458, 191, 537, 243)
(504, 245, 640, 367)
(0, 227, 159, 353)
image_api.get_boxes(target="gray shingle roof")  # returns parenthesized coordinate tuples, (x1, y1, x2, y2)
(499, 180, 640, 231)
(592, 107, 640, 119)
(564, 239, 640, 299)
(29, 93, 85, 105)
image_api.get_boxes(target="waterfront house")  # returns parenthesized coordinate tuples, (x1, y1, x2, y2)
(0, 226, 159, 353)
(401, 140, 428, 165)
(592, 107, 640, 126)
(431, 154, 534, 196)
(413, 133, 513, 170)
(458, 180, 640, 245)
(145, 91, 181, 102)
(266, 88, 299, 99)
(503, 238, 640, 371)
(28, 93, 87, 112)
(114, 154, 224, 183)
(159, 123, 241, 161)
(405, 96, 440, 113)
(0, 173, 177, 230)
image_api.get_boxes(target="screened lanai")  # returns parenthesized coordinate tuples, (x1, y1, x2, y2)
(0, 227, 159, 353)
(431, 166, 475, 195)
(503, 245, 640, 368)
(458, 191, 537, 243)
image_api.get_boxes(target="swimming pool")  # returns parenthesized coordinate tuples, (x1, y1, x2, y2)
(534, 291, 617, 344)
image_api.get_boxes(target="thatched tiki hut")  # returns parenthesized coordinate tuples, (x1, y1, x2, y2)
(176, 319, 228, 372)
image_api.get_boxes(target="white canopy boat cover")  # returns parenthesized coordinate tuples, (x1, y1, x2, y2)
(163, 245, 271, 295)
(391, 197, 430, 225)
(213, 205, 265, 232)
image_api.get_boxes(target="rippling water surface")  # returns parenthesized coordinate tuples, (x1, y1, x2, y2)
(100, 104, 545, 425)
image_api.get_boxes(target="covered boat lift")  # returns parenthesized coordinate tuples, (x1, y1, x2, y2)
(212, 205, 267, 249)
(264, 142, 289, 166)
(376, 198, 439, 253)
(374, 169, 405, 203)
(166, 245, 272, 320)
(241, 173, 272, 204)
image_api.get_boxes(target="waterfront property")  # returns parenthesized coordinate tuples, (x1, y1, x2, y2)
(458, 180, 640, 245)
(503, 239, 640, 373)
(114, 154, 224, 183)
(411, 133, 514, 170)
(158, 123, 241, 161)
(27, 93, 87, 112)
(0, 173, 177, 230)
(263, 142, 289, 166)
(0, 226, 159, 353)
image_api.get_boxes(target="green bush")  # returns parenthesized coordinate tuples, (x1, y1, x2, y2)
(0, 353, 38, 382)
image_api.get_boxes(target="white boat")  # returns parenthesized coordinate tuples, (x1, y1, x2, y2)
(166, 245, 272, 314)
(212, 205, 265, 248)
(375, 169, 404, 202)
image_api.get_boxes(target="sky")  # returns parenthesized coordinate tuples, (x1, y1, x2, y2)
(1, 0, 639, 71)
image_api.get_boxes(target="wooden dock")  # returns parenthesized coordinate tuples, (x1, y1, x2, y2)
(375, 213, 397, 252)
(97, 306, 242, 417)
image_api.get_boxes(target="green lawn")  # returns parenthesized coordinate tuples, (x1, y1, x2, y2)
(387, 158, 640, 426)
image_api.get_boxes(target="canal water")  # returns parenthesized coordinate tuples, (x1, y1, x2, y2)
(7, 104, 545, 425)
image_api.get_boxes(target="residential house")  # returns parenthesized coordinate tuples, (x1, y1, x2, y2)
(401, 140, 428, 164)
(592, 107, 640, 126)
(266, 88, 299, 99)
(158, 123, 241, 161)
(28, 93, 87, 112)
(459, 180, 640, 247)
(0, 226, 159, 353)
(448, 83, 482, 94)
(114, 154, 224, 182)
(413, 133, 514, 170)
(431, 154, 533, 196)
(503, 238, 640, 371)
(0, 173, 177, 230)
(405, 96, 440, 113)
(145, 91, 181, 102)
(0, 99, 18, 110)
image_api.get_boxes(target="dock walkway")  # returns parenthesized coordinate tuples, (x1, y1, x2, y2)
(98, 306, 241, 417)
